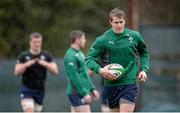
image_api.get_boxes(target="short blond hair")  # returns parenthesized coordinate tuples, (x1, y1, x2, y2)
(109, 7, 126, 21)
(29, 32, 42, 41)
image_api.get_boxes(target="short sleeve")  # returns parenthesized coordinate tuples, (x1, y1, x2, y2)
(16, 53, 25, 64)
(44, 51, 54, 62)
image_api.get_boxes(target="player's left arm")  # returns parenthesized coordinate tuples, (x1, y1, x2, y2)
(88, 78, 100, 101)
(92, 89, 100, 100)
(136, 32, 150, 82)
(86, 71, 100, 100)
(38, 60, 58, 75)
(38, 52, 58, 75)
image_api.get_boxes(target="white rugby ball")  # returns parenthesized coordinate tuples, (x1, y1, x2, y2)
(108, 63, 125, 78)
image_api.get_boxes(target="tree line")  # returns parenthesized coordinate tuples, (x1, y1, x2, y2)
(0, 0, 127, 58)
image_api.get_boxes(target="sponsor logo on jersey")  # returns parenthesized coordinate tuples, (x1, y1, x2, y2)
(109, 41, 114, 45)
(80, 53, 85, 60)
(127, 34, 133, 43)
(128, 36, 133, 43)
(21, 93, 24, 98)
(75, 53, 79, 57)
(69, 62, 74, 66)
(25, 56, 30, 60)
(40, 55, 45, 60)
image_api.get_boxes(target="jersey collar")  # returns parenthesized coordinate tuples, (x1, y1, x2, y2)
(29, 49, 41, 55)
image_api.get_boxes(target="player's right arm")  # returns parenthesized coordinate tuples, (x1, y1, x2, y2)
(85, 38, 103, 74)
(14, 59, 37, 76)
(14, 53, 37, 76)
(85, 38, 117, 80)
(65, 56, 90, 97)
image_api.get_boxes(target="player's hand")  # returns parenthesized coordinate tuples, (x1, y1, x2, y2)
(99, 65, 118, 80)
(25, 59, 38, 68)
(83, 94, 92, 104)
(138, 71, 147, 83)
(38, 59, 49, 68)
(92, 90, 100, 101)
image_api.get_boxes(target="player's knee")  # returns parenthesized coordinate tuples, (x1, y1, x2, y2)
(35, 103, 43, 112)
(21, 99, 35, 112)
(109, 106, 119, 112)
(101, 104, 110, 112)
(72, 105, 90, 112)
(119, 98, 135, 112)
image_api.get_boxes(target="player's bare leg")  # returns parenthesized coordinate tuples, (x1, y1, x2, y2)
(71, 105, 90, 113)
(109, 98, 135, 112)
(119, 98, 135, 112)
(109, 106, 119, 112)
(101, 104, 110, 112)
(34, 103, 43, 112)
(21, 98, 35, 112)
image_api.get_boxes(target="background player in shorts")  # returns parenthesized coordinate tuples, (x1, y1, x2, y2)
(14, 32, 58, 112)
(64, 30, 100, 112)
(100, 78, 110, 112)
(85, 7, 150, 112)
(88, 69, 110, 112)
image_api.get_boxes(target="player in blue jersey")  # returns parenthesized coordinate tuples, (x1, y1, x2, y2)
(14, 32, 58, 112)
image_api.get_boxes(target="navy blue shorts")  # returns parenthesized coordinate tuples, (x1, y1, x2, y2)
(104, 84, 137, 108)
(21, 85, 45, 105)
(68, 94, 86, 107)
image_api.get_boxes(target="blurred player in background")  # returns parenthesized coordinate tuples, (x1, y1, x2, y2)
(87, 67, 110, 112)
(100, 78, 110, 112)
(64, 30, 99, 112)
(14, 32, 58, 112)
(85, 7, 150, 112)
(89, 58, 110, 112)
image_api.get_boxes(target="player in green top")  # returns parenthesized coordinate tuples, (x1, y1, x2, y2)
(64, 30, 100, 112)
(85, 7, 150, 112)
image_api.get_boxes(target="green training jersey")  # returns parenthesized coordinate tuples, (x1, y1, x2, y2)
(85, 28, 150, 86)
(64, 47, 95, 96)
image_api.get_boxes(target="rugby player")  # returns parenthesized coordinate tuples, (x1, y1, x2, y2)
(85, 7, 150, 112)
(64, 30, 99, 112)
(14, 32, 58, 112)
